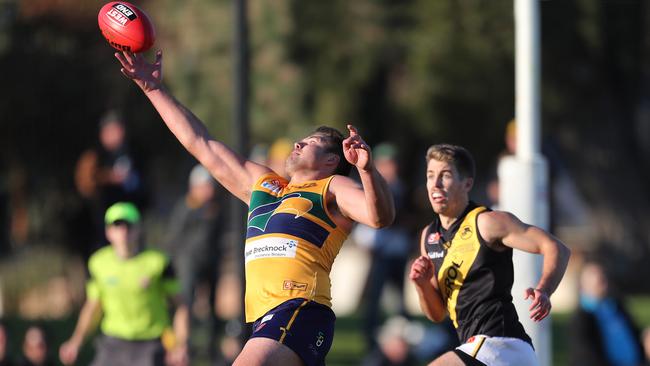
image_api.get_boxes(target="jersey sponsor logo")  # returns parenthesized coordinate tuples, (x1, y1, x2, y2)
(248, 193, 313, 232)
(427, 232, 441, 245)
(443, 258, 465, 300)
(428, 250, 445, 259)
(244, 237, 298, 263)
(261, 179, 283, 194)
(283, 280, 307, 291)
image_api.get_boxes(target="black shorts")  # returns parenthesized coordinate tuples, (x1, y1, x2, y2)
(250, 298, 336, 366)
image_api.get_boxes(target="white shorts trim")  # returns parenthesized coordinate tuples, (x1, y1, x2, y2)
(456, 335, 539, 366)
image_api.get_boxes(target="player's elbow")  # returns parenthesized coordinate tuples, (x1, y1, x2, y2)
(427, 311, 447, 323)
(558, 241, 571, 262)
(371, 210, 396, 229)
(368, 215, 393, 229)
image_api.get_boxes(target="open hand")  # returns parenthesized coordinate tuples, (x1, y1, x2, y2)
(342, 125, 372, 171)
(524, 288, 551, 322)
(115, 50, 163, 92)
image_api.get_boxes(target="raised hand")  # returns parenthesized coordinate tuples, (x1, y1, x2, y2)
(524, 287, 551, 322)
(115, 50, 163, 92)
(342, 124, 372, 171)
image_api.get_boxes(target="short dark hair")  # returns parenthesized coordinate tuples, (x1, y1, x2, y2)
(311, 126, 352, 176)
(425, 144, 475, 179)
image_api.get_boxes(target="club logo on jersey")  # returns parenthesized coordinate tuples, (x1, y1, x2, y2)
(427, 232, 441, 245)
(460, 226, 473, 240)
(248, 193, 313, 232)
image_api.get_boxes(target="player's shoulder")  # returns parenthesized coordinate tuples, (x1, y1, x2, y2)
(89, 245, 114, 262)
(329, 174, 359, 189)
(477, 209, 520, 241)
(87, 246, 116, 272)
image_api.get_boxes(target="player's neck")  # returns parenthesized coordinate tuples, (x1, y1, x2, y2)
(438, 200, 470, 229)
(288, 169, 330, 185)
(112, 241, 139, 259)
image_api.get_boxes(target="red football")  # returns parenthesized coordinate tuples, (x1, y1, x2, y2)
(98, 1, 155, 53)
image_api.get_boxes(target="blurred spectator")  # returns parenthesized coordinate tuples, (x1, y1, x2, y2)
(74, 110, 147, 258)
(266, 138, 293, 178)
(17, 326, 51, 366)
(0, 323, 12, 366)
(486, 119, 588, 229)
(569, 260, 644, 366)
(353, 142, 412, 351)
(361, 316, 417, 366)
(163, 164, 223, 362)
(59, 202, 189, 366)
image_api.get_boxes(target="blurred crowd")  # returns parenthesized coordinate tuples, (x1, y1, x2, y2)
(0, 113, 649, 366)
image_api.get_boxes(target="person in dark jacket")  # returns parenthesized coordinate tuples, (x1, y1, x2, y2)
(569, 260, 644, 366)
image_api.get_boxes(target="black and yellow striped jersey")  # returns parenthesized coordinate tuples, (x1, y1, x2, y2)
(424, 202, 532, 345)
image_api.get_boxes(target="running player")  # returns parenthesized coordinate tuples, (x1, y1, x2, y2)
(409, 144, 570, 366)
(114, 50, 395, 366)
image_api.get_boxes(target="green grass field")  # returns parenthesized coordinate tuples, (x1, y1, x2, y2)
(3, 296, 649, 365)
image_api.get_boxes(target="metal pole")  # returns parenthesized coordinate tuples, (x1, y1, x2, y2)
(500, 0, 551, 365)
(232, 0, 250, 344)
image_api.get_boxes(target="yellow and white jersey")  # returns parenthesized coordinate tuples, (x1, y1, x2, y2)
(244, 173, 347, 322)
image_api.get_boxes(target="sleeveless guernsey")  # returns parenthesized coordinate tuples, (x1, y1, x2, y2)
(244, 173, 347, 322)
(424, 202, 532, 345)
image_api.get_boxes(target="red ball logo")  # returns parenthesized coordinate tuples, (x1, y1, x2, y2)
(98, 2, 155, 53)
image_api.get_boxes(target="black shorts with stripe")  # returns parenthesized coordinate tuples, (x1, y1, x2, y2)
(250, 298, 336, 366)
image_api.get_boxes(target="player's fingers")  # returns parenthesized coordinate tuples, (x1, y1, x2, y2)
(528, 296, 541, 311)
(122, 50, 135, 64)
(120, 68, 134, 79)
(347, 124, 358, 136)
(115, 52, 130, 68)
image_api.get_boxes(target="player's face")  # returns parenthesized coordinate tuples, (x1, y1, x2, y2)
(285, 134, 331, 176)
(105, 221, 140, 248)
(426, 159, 472, 216)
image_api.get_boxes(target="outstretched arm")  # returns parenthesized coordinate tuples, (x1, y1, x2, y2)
(115, 50, 270, 203)
(331, 125, 395, 228)
(478, 210, 571, 322)
(409, 229, 447, 322)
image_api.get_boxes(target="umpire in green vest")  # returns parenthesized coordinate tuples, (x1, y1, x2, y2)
(59, 202, 190, 366)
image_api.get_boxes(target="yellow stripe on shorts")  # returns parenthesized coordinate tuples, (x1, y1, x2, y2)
(279, 300, 309, 344)
(471, 336, 487, 358)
